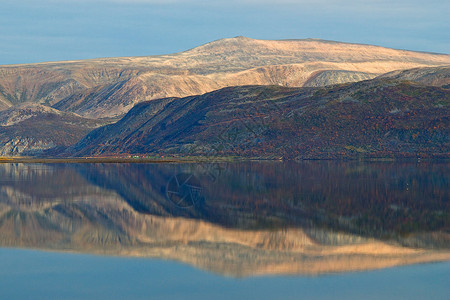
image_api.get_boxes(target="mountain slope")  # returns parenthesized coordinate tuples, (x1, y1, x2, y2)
(378, 65, 450, 87)
(0, 104, 110, 156)
(67, 76, 450, 159)
(1, 37, 449, 118)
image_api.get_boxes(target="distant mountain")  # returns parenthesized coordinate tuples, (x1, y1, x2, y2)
(1, 37, 449, 118)
(0, 104, 109, 156)
(67, 74, 450, 159)
(378, 65, 450, 87)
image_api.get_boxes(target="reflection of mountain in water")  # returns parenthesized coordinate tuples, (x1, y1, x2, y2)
(0, 162, 448, 276)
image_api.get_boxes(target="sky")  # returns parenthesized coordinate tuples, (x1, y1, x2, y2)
(0, 0, 448, 65)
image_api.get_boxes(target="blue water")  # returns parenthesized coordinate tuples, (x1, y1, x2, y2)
(0, 248, 448, 300)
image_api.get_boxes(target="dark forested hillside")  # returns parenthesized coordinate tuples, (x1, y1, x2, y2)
(67, 78, 449, 159)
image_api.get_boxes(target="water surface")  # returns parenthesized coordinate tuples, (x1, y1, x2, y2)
(0, 248, 448, 300)
(0, 161, 448, 297)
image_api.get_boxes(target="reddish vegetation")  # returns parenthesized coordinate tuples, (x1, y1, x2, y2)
(67, 78, 449, 160)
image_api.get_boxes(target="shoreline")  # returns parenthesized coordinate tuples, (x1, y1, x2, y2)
(0, 156, 448, 164)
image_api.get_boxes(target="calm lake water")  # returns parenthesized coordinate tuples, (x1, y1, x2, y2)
(0, 161, 448, 299)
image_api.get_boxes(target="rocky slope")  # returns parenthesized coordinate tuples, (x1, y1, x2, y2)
(0, 104, 110, 156)
(378, 65, 450, 87)
(66, 74, 450, 159)
(1, 37, 449, 118)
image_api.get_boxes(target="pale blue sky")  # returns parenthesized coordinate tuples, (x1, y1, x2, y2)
(0, 0, 448, 65)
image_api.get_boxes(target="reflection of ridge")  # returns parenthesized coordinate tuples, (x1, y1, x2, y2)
(0, 163, 108, 204)
(166, 173, 203, 208)
(70, 162, 449, 243)
(69, 163, 309, 227)
(71, 163, 209, 219)
(0, 162, 448, 277)
(0, 191, 448, 277)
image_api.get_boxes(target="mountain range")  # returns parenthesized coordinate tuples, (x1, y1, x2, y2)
(0, 37, 449, 158)
(68, 68, 450, 159)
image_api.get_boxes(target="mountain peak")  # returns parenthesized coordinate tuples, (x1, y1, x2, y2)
(0, 37, 449, 121)
(232, 35, 251, 39)
(188, 36, 257, 51)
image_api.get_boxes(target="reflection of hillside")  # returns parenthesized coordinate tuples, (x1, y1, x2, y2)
(73, 162, 449, 244)
(204, 162, 449, 241)
(0, 164, 108, 204)
(0, 162, 448, 276)
(73, 163, 209, 218)
(0, 187, 448, 277)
